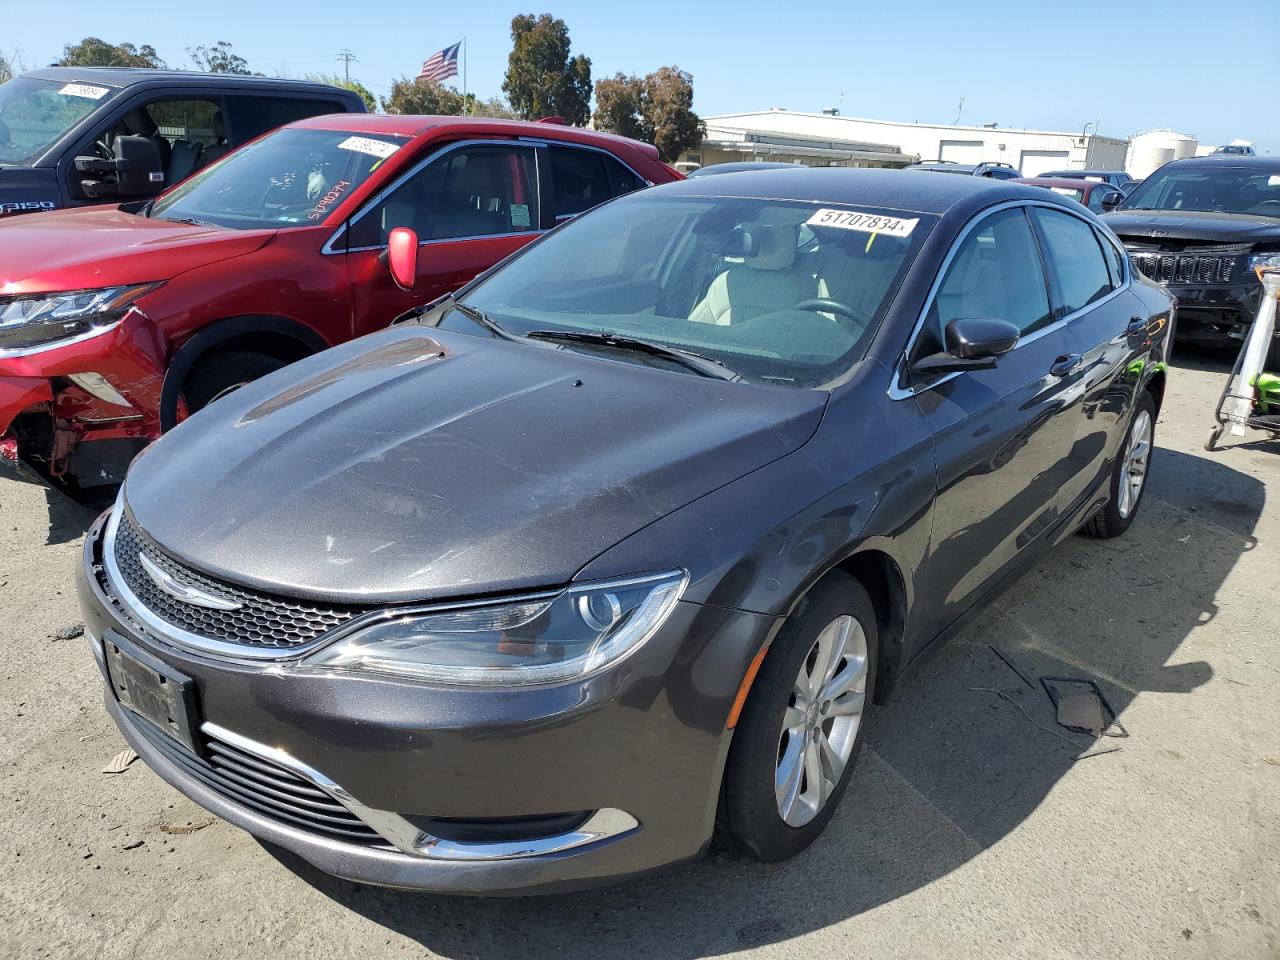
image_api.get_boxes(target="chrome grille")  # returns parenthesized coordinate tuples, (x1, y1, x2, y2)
(130, 716, 390, 846)
(110, 511, 366, 649)
(1128, 248, 1242, 284)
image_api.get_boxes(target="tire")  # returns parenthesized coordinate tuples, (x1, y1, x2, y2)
(718, 572, 878, 862)
(1082, 390, 1157, 538)
(180, 350, 287, 417)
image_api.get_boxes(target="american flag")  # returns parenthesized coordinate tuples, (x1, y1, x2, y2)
(417, 41, 461, 84)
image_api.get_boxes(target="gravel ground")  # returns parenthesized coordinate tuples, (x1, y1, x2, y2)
(1, 349, 1276, 960)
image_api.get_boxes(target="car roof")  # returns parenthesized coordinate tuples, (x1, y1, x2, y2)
(22, 66, 351, 95)
(287, 113, 661, 158)
(1041, 169, 1127, 178)
(1166, 154, 1280, 172)
(652, 166, 1052, 216)
(1015, 177, 1099, 191)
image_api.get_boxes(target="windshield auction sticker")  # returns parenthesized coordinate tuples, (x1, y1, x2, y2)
(806, 208, 918, 237)
(58, 83, 110, 100)
(337, 136, 400, 160)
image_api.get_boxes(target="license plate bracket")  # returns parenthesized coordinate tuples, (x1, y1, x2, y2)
(103, 630, 202, 754)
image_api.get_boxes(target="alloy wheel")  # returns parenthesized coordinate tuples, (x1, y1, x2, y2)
(774, 614, 869, 828)
(1117, 409, 1153, 519)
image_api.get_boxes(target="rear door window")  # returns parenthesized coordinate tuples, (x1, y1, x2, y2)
(548, 146, 642, 219)
(1032, 208, 1113, 313)
(226, 96, 349, 141)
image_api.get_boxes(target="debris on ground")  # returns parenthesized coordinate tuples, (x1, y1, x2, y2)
(1041, 677, 1128, 738)
(120, 839, 144, 851)
(101, 749, 138, 774)
(161, 818, 216, 835)
(988, 644, 1035, 689)
(49, 623, 84, 641)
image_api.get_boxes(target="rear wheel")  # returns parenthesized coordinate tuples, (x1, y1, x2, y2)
(718, 572, 877, 861)
(1083, 391, 1156, 538)
(179, 350, 287, 421)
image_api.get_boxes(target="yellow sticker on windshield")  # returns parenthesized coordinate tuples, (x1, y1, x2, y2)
(807, 208, 918, 238)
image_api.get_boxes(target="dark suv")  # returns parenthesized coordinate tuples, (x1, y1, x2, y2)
(0, 67, 365, 217)
(1104, 155, 1280, 359)
(906, 160, 1020, 180)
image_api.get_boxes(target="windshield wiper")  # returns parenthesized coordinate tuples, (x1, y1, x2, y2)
(525, 329, 739, 381)
(160, 215, 214, 227)
(450, 299, 519, 340)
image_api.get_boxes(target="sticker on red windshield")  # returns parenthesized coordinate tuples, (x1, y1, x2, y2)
(337, 136, 400, 160)
(58, 83, 110, 100)
(806, 208, 918, 238)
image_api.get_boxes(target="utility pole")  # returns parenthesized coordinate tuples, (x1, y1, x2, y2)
(336, 49, 357, 83)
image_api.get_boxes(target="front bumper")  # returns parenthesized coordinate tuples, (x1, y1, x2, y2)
(78, 514, 776, 894)
(1156, 280, 1271, 345)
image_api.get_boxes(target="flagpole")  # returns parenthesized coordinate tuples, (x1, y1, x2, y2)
(463, 37, 469, 115)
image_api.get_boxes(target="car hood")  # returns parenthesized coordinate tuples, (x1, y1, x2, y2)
(124, 326, 828, 604)
(0, 206, 274, 293)
(1103, 209, 1280, 244)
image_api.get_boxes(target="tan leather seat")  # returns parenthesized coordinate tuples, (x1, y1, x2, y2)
(689, 222, 814, 326)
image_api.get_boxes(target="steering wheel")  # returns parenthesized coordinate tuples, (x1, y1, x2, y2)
(795, 297, 862, 335)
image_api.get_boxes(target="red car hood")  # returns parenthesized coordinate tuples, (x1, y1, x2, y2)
(0, 206, 275, 295)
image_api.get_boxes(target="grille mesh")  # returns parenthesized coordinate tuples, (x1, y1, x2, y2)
(1128, 248, 1242, 284)
(110, 511, 366, 649)
(130, 716, 389, 847)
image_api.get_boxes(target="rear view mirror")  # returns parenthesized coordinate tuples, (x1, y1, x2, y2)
(384, 226, 419, 291)
(912, 317, 1020, 374)
(1100, 190, 1123, 212)
(75, 135, 164, 200)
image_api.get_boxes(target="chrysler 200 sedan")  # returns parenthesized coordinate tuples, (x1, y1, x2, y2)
(78, 169, 1173, 894)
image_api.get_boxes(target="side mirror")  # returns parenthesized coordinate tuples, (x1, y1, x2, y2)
(1100, 190, 1123, 212)
(912, 317, 1020, 374)
(384, 226, 419, 291)
(75, 135, 164, 200)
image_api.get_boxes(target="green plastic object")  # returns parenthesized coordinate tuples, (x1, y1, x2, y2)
(1253, 372, 1280, 413)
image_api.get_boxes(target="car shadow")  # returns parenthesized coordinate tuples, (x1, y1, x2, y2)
(264, 444, 1261, 959)
(43, 484, 106, 546)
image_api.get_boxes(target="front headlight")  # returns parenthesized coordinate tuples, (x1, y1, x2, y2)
(304, 571, 688, 685)
(1249, 252, 1280, 281)
(0, 284, 160, 354)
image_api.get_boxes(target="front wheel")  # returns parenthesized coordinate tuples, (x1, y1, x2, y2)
(1082, 391, 1156, 538)
(717, 572, 877, 862)
(178, 350, 287, 423)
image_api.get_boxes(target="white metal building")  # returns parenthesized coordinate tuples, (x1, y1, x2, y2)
(687, 110, 1131, 177)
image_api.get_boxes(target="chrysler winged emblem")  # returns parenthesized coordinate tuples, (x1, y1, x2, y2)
(138, 553, 243, 611)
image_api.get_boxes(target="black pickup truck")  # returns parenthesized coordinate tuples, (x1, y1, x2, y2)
(0, 67, 365, 217)
(1104, 155, 1280, 361)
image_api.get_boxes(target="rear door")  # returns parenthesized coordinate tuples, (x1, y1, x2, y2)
(1031, 206, 1148, 512)
(906, 204, 1082, 630)
(544, 144, 645, 225)
(344, 139, 542, 335)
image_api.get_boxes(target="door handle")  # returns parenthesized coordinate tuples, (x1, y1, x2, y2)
(1050, 354, 1083, 377)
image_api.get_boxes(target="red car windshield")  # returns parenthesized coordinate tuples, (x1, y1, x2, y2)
(149, 127, 407, 230)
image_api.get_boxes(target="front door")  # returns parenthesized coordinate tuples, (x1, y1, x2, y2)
(908, 205, 1085, 631)
(345, 141, 542, 336)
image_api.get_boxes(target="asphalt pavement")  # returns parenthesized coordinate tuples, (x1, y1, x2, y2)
(0, 348, 1275, 959)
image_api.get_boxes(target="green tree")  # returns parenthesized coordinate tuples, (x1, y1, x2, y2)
(187, 41, 252, 75)
(59, 37, 166, 68)
(306, 73, 377, 111)
(502, 13, 591, 126)
(0, 52, 16, 84)
(380, 78, 517, 118)
(381, 78, 467, 115)
(593, 66, 702, 162)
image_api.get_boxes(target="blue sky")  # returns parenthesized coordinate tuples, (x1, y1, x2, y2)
(7, 0, 1277, 152)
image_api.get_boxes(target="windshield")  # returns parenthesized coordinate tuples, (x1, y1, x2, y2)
(149, 127, 407, 230)
(1121, 165, 1280, 219)
(455, 194, 935, 388)
(0, 77, 116, 166)
(1048, 186, 1086, 203)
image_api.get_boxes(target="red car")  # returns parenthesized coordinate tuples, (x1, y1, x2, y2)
(1014, 177, 1125, 214)
(0, 114, 677, 488)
